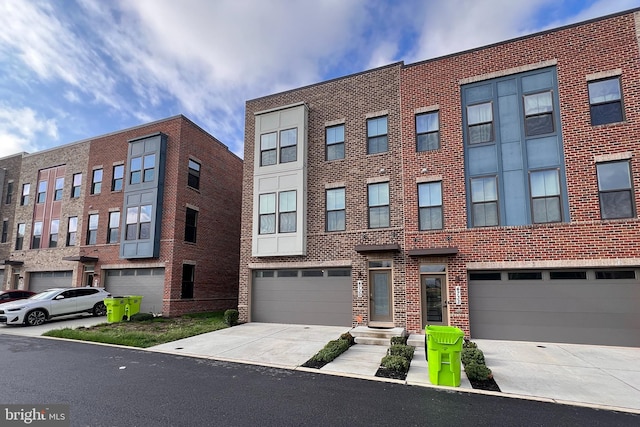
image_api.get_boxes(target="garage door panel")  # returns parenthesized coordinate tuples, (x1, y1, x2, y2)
(105, 268, 164, 314)
(29, 271, 73, 293)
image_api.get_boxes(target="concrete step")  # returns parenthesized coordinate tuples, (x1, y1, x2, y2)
(407, 333, 426, 348)
(350, 326, 406, 346)
(354, 336, 392, 346)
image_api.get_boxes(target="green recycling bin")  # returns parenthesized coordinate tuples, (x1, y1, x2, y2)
(122, 295, 143, 320)
(426, 325, 464, 387)
(104, 297, 127, 323)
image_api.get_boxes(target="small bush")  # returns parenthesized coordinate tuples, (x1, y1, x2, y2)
(464, 362, 492, 381)
(339, 332, 355, 346)
(223, 309, 239, 326)
(129, 312, 154, 322)
(461, 347, 485, 366)
(463, 339, 478, 349)
(390, 335, 408, 346)
(380, 355, 409, 373)
(311, 339, 350, 363)
(387, 344, 415, 361)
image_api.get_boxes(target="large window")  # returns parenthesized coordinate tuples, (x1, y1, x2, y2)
(143, 154, 155, 182)
(279, 129, 297, 163)
(112, 165, 124, 191)
(5, 182, 12, 204)
(524, 91, 554, 136)
(326, 124, 345, 160)
(37, 180, 47, 203)
(72, 173, 82, 198)
(260, 132, 277, 166)
(188, 159, 201, 189)
(368, 182, 390, 228)
(367, 116, 388, 154)
(416, 111, 440, 151)
(181, 264, 195, 299)
(260, 129, 298, 166)
(185, 208, 198, 243)
(597, 161, 634, 219)
(1, 220, 7, 243)
(326, 187, 346, 231)
(467, 102, 493, 144)
(54, 177, 64, 201)
(21, 183, 30, 205)
(126, 205, 152, 240)
(530, 169, 561, 223)
(259, 193, 276, 234)
(67, 216, 77, 246)
(418, 182, 443, 230)
(15, 223, 25, 250)
(49, 219, 59, 247)
(589, 77, 623, 126)
(471, 177, 498, 227)
(91, 169, 102, 195)
(108, 211, 120, 243)
(278, 191, 297, 233)
(32, 221, 43, 249)
(86, 214, 98, 245)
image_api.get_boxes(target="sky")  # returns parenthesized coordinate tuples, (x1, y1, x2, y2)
(1, 0, 639, 159)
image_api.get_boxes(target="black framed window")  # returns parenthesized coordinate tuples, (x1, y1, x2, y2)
(67, 217, 77, 246)
(589, 77, 623, 126)
(530, 169, 561, 223)
(37, 180, 47, 203)
(416, 111, 439, 151)
(108, 211, 120, 243)
(471, 176, 498, 226)
(130, 157, 142, 184)
(86, 214, 98, 245)
(21, 183, 30, 205)
(188, 159, 201, 189)
(326, 124, 345, 160)
(54, 177, 64, 201)
(524, 91, 554, 136)
(15, 223, 25, 250)
(91, 169, 102, 194)
(1, 220, 8, 243)
(71, 173, 82, 198)
(32, 221, 43, 249)
(597, 161, 634, 219)
(143, 154, 155, 182)
(279, 128, 297, 163)
(326, 187, 346, 231)
(418, 181, 443, 230)
(112, 165, 124, 191)
(49, 219, 59, 248)
(5, 182, 12, 204)
(260, 132, 277, 166)
(467, 102, 493, 144)
(368, 182, 390, 228)
(367, 116, 388, 154)
(181, 264, 195, 299)
(259, 193, 276, 234)
(278, 191, 296, 233)
(185, 208, 198, 243)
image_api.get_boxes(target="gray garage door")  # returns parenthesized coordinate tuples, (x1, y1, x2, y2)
(29, 271, 74, 293)
(105, 268, 164, 314)
(252, 268, 352, 326)
(468, 269, 640, 347)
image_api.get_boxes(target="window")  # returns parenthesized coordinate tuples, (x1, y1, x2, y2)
(86, 214, 98, 245)
(467, 102, 493, 144)
(188, 159, 201, 189)
(5, 182, 12, 204)
(71, 173, 82, 198)
(260, 132, 277, 166)
(279, 129, 297, 163)
(181, 264, 195, 299)
(112, 165, 124, 191)
(130, 157, 142, 184)
(595, 270, 635, 280)
(278, 191, 296, 233)
(416, 111, 439, 151)
(508, 272, 542, 280)
(108, 211, 120, 243)
(326, 187, 346, 231)
(368, 182, 390, 228)
(91, 169, 102, 194)
(143, 154, 155, 182)
(126, 205, 152, 240)
(37, 180, 47, 203)
(259, 193, 276, 234)
(530, 169, 561, 223)
(1, 220, 7, 243)
(550, 271, 587, 280)
(67, 217, 77, 246)
(367, 116, 388, 154)
(21, 183, 30, 205)
(185, 208, 198, 243)
(597, 161, 634, 219)
(469, 272, 502, 281)
(139, 205, 152, 239)
(418, 182, 443, 230)
(524, 91, 554, 136)
(15, 223, 25, 250)
(471, 176, 498, 226)
(32, 221, 43, 249)
(589, 77, 623, 125)
(49, 219, 59, 248)
(326, 124, 345, 160)
(54, 177, 64, 201)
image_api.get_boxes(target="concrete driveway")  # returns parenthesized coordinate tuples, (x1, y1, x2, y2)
(0, 314, 106, 337)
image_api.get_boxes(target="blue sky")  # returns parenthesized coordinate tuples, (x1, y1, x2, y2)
(1, 0, 639, 159)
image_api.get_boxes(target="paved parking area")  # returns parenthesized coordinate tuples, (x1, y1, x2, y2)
(0, 314, 106, 336)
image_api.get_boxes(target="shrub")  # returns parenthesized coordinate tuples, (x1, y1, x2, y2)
(461, 347, 485, 366)
(463, 340, 478, 349)
(339, 332, 355, 346)
(223, 309, 239, 326)
(129, 312, 154, 322)
(311, 339, 350, 363)
(387, 344, 415, 361)
(380, 355, 409, 373)
(390, 335, 408, 346)
(464, 362, 492, 381)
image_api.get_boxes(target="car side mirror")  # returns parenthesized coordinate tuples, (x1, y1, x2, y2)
(54, 295, 65, 300)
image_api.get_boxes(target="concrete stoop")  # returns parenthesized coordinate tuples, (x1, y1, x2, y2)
(407, 333, 426, 348)
(350, 326, 407, 346)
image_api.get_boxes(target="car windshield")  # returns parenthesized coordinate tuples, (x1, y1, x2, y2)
(29, 290, 61, 301)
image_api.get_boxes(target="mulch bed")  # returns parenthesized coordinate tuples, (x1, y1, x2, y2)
(468, 376, 501, 392)
(375, 366, 407, 380)
(301, 359, 329, 369)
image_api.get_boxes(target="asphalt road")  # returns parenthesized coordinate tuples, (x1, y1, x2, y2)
(0, 335, 637, 427)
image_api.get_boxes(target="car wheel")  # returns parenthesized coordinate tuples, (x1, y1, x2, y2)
(93, 302, 107, 317)
(26, 310, 47, 326)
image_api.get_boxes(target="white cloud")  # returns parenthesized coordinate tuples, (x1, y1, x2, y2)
(0, 105, 59, 157)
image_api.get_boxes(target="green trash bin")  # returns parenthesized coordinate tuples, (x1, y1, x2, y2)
(104, 297, 127, 323)
(123, 295, 143, 320)
(426, 325, 464, 387)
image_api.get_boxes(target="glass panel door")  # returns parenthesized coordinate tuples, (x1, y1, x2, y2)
(370, 271, 392, 322)
(422, 274, 448, 326)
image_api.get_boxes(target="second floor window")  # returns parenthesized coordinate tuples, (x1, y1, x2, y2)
(326, 125, 345, 160)
(72, 173, 82, 198)
(471, 176, 498, 227)
(91, 169, 102, 195)
(67, 216, 77, 246)
(188, 159, 201, 189)
(416, 111, 439, 151)
(185, 208, 198, 243)
(5, 182, 13, 204)
(1, 220, 8, 243)
(108, 211, 120, 243)
(49, 219, 59, 247)
(418, 182, 443, 230)
(467, 102, 493, 144)
(530, 169, 561, 223)
(86, 214, 99, 245)
(126, 205, 152, 240)
(367, 116, 388, 154)
(597, 160, 634, 219)
(15, 223, 25, 250)
(279, 191, 297, 233)
(524, 91, 554, 136)
(259, 193, 276, 234)
(21, 183, 30, 206)
(37, 181, 47, 203)
(54, 177, 64, 201)
(368, 182, 390, 228)
(112, 165, 124, 191)
(326, 188, 346, 232)
(589, 77, 623, 126)
(32, 221, 43, 249)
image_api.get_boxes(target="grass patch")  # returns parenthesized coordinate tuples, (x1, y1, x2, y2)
(42, 311, 228, 348)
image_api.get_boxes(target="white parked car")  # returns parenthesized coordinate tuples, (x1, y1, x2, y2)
(0, 287, 111, 326)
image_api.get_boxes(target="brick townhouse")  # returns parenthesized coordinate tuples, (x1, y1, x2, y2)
(1, 115, 242, 316)
(239, 9, 640, 347)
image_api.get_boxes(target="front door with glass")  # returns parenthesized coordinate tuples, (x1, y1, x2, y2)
(421, 268, 448, 326)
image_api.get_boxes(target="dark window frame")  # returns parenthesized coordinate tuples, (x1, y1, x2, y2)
(418, 181, 443, 230)
(467, 101, 494, 144)
(91, 169, 103, 195)
(5, 182, 13, 204)
(32, 221, 43, 249)
(529, 169, 562, 224)
(36, 180, 47, 204)
(326, 187, 346, 232)
(596, 160, 635, 220)
(523, 91, 555, 136)
(326, 124, 345, 161)
(188, 159, 201, 189)
(71, 173, 82, 198)
(49, 219, 59, 248)
(185, 207, 198, 243)
(588, 77, 624, 126)
(1, 220, 8, 243)
(181, 264, 195, 299)
(112, 165, 124, 192)
(15, 223, 25, 250)
(416, 111, 440, 152)
(107, 211, 120, 244)
(54, 177, 64, 201)
(367, 182, 390, 229)
(367, 116, 388, 154)
(86, 214, 99, 245)
(21, 183, 30, 206)
(67, 216, 77, 246)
